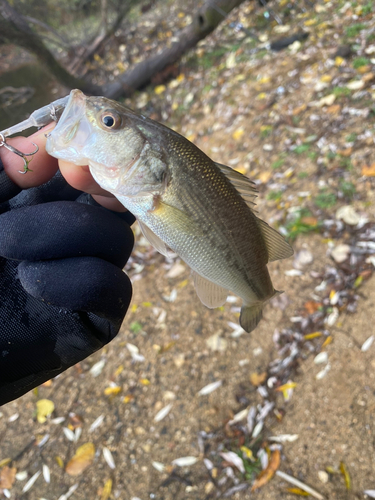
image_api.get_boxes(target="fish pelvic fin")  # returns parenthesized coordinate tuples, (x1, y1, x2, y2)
(240, 290, 282, 333)
(192, 271, 228, 308)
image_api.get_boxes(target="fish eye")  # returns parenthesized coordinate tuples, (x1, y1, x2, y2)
(100, 111, 121, 130)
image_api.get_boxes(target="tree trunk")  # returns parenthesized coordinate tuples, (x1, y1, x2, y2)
(104, 0, 247, 99)
(0, 0, 101, 94)
(1, 0, 248, 100)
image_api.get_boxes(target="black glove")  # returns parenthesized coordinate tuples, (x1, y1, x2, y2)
(0, 159, 134, 406)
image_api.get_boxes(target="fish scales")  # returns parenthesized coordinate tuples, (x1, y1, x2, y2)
(46, 89, 293, 332)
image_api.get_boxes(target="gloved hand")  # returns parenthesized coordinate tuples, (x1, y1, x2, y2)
(0, 154, 134, 406)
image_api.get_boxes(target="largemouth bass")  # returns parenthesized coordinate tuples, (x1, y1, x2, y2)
(46, 89, 293, 333)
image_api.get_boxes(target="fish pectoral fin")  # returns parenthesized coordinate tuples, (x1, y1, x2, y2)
(191, 271, 228, 308)
(138, 220, 171, 258)
(215, 162, 258, 209)
(256, 218, 294, 262)
(155, 200, 204, 236)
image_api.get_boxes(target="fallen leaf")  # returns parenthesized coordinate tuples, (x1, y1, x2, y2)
(292, 104, 307, 115)
(304, 332, 322, 340)
(104, 386, 121, 396)
(0, 466, 16, 489)
(66, 443, 95, 476)
(154, 85, 166, 95)
(362, 164, 375, 176)
(326, 104, 341, 114)
(304, 301, 321, 314)
(339, 461, 351, 490)
(36, 399, 55, 424)
(232, 128, 244, 141)
(251, 450, 280, 491)
(100, 479, 112, 500)
(286, 487, 309, 496)
(250, 372, 267, 387)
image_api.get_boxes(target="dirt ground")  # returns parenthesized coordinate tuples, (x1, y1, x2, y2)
(1, 1, 375, 499)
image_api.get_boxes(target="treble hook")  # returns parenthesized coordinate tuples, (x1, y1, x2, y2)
(0, 133, 39, 174)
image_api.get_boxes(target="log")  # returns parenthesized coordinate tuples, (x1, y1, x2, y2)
(104, 0, 248, 99)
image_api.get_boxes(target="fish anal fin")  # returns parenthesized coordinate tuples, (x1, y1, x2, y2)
(138, 220, 171, 258)
(256, 218, 294, 262)
(191, 271, 228, 308)
(215, 162, 258, 210)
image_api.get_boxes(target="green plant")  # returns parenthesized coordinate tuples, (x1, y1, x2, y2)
(298, 171, 308, 178)
(130, 321, 143, 334)
(271, 157, 285, 169)
(362, 3, 373, 15)
(353, 57, 371, 68)
(285, 208, 320, 240)
(345, 23, 365, 37)
(267, 190, 283, 201)
(339, 180, 356, 199)
(293, 144, 311, 154)
(314, 192, 337, 209)
(345, 133, 357, 142)
(260, 125, 273, 139)
(332, 86, 351, 98)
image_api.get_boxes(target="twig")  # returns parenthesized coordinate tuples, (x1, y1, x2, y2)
(276, 470, 325, 500)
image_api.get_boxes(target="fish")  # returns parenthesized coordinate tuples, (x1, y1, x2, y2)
(46, 89, 293, 333)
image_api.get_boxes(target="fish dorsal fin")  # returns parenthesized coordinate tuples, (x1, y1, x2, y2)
(191, 271, 228, 308)
(138, 220, 171, 258)
(215, 162, 258, 208)
(256, 218, 294, 262)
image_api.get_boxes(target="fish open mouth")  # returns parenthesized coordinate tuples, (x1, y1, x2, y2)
(46, 89, 92, 165)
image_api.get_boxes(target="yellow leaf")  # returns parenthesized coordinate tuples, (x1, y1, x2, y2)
(140, 378, 150, 385)
(258, 171, 271, 183)
(354, 275, 363, 288)
(320, 74, 332, 83)
(0, 458, 11, 468)
(104, 386, 121, 396)
(276, 382, 297, 392)
(178, 279, 189, 288)
(250, 372, 267, 387)
(286, 487, 309, 496)
(362, 163, 375, 176)
(321, 335, 333, 348)
(304, 332, 322, 340)
(123, 394, 134, 404)
(55, 456, 64, 468)
(142, 302, 152, 307)
(36, 399, 55, 424)
(258, 76, 271, 84)
(251, 450, 280, 491)
(256, 92, 267, 100)
(304, 18, 317, 26)
(101, 478, 113, 500)
(240, 446, 255, 461)
(154, 85, 166, 95)
(0, 466, 16, 489)
(130, 304, 138, 313)
(171, 102, 178, 110)
(339, 461, 351, 490)
(66, 443, 95, 476)
(335, 56, 345, 67)
(232, 128, 244, 141)
(114, 365, 124, 378)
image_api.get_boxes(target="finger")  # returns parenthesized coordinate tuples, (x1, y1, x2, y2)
(0, 124, 58, 188)
(18, 257, 132, 325)
(58, 159, 125, 212)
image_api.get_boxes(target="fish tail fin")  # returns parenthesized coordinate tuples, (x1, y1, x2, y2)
(240, 290, 282, 333)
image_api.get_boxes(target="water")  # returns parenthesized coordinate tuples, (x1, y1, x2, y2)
(0, 63, 67, 134)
